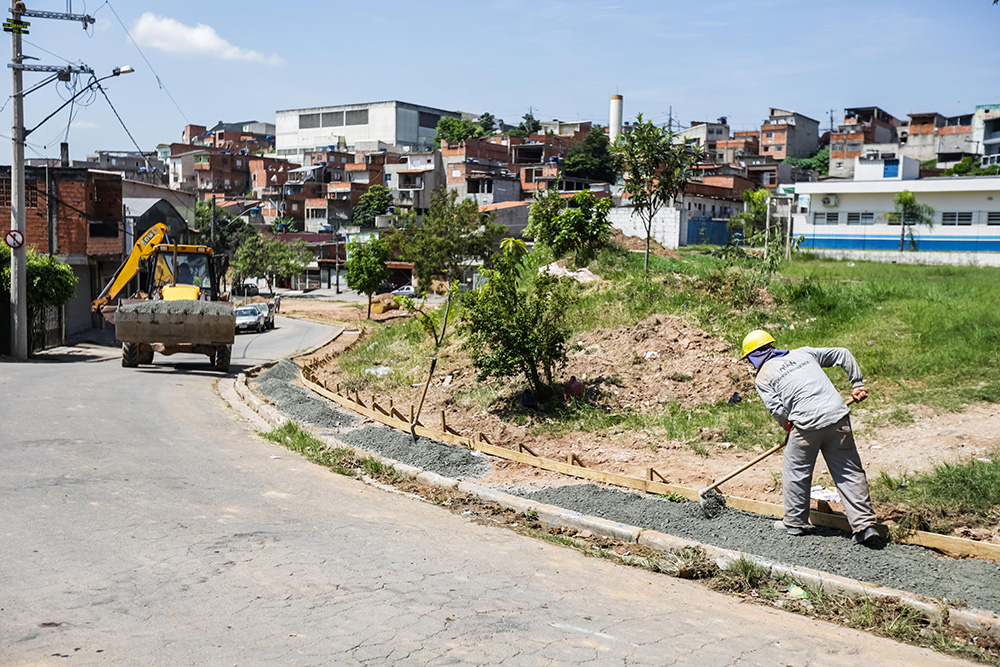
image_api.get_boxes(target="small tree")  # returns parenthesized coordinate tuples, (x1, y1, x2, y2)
(477, 112, 497, 136)
(345, 237, 390, 319)
(783, 147, 830, 177)
(434, 117, 485, 148)
(459, 238, 575, 398)
(1, 247, 78, 352)
(524, 187, 612, 266)
(352, 185, 394, 228)
(232, 234, 312, 293)
(507, 112, 542, 138)
(885, 190, 935, 251)
(566, 126, 617, 184)
(614, 113, 705, 272)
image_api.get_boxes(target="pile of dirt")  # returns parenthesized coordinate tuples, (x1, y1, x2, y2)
(565, 314, 747, 410)
(609, 229, 680, 259)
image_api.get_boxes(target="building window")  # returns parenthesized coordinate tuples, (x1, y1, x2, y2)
(861, 212, 875, 225)
(847, 212, 861, 225)
(988, 211, 1000, 225)
(0, 179, 38, 207)
(832, 143, 844, 152)
(942, 212, 973, 225)
(299, 113, 321, 129)
(766, 131, 773, 138)
(814, 212, 839, 225)
(835, 161, 844, 169)
(847, 143, 862, 152)
(345, 109, 368, 126)
(418, 112, 440, 129)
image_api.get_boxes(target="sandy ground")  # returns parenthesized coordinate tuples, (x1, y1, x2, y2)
(288, 296, 1000, 544)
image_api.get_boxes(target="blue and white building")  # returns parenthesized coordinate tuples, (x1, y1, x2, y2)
(791, 156, 1000, 253)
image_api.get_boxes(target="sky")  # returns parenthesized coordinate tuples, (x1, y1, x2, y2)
(8, 0, 1000, 161)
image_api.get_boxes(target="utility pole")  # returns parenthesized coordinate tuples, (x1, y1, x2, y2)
(210, 194, 216, 246)
(8, 1, 94, 359)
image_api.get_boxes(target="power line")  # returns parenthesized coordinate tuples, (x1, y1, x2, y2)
(93, 80, 148, 163)
(102, 0, 189, 123)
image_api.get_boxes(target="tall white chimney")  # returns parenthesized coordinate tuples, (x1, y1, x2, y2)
(609, 94, 623, 143)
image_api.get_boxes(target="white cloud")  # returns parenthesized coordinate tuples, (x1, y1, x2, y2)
(70, 120, 99, 130)
(132, 13, 283, 65)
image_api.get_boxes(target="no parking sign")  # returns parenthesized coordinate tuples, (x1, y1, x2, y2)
(4, 229, 23, 249)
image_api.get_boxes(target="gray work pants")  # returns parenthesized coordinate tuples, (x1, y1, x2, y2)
(782, 415, 876, 533)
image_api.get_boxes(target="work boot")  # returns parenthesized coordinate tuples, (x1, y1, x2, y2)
(773, 520, 809, 536)
(852, 525, 881, 546)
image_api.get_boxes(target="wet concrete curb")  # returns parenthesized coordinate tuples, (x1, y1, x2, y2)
(231, 328, 1000, 644)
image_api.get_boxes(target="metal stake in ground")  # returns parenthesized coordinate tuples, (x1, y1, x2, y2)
(411, 356, 436, 442)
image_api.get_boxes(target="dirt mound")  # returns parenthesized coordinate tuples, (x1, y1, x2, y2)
(566, 314, 746, 410)
(609, 229, 680, 259)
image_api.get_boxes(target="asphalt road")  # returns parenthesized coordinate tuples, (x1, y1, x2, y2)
(0, 321, 969, 665)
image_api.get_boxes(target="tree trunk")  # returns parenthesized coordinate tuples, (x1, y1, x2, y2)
(367, 294, 372, 319)
(899, 225, 905, 252)
(643, 215, 652, 273)
(525, 363, 545, 398)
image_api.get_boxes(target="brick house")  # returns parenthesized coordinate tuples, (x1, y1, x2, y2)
(0, 166, 124, 342)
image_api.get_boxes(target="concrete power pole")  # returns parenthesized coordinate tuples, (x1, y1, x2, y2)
(8, 1, 94, 359)
(10, 0, 26, 359)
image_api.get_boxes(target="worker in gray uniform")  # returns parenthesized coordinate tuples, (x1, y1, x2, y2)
(741, 330, 880, 546)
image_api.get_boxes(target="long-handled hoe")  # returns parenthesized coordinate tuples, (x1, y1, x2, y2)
(697, 398, 855, 519)
(411, 356, 437, 442)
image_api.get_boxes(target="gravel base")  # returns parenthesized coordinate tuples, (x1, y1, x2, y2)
(520, 484, 1000, 615)
(118, 301, 233, 316)
(338, 426, 489, 479)
(253, 363, 360, 430)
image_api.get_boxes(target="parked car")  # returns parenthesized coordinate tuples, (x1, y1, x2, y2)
(391, 285, 415, 297)
(232, 282, 260, 297)
(251, 302, 274, 330)
(235, 306, 266, 333)
(375, 282, 394, 295)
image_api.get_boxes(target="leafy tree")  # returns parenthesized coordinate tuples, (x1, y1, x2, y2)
(352, 185, 394, 227)
(345, 237, 390, 319)
(1, 246, 78, 352)
(459, 238, 575, 398)
(783, 146, 830, 177)
(525, 187, 612, 266)
(392, 186, 503, 345)
(434, 117, 485, 149)
(477, 112, 497, 135)
(565, 126, 617, 183)
(195, 200, 256, 258)
(885, 190, 935, 251)
(614, 113, 706, 272)
(232, 233, 312, 293)
(507, 112, 542, 138)
(393, 186, 503, 294)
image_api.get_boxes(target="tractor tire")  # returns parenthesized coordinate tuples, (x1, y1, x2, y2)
(122, 342, 140, 368)
(214, 344, 231, 374)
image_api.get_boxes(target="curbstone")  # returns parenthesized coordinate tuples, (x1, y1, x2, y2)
(415, 471, 460, 489)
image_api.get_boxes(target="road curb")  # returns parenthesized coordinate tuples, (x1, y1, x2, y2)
(231, 334, 1000, 644)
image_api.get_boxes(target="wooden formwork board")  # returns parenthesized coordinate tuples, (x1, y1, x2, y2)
(298, 367, 1000, 563)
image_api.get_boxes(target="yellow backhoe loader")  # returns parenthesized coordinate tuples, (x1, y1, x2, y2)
(93, 223, 236, 372)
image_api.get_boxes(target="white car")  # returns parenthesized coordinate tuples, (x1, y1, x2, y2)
(235, 306, 266, 333)
(392, 285, 415, 297)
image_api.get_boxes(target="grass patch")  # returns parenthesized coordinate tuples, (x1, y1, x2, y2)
(260, 422, 400, 481)
(872, 453, 1000, 532)
(336, 317, 434, 393)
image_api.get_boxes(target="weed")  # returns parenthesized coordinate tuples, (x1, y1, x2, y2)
(525, 509, 539, 521)
(361, 456, 399, 479)
(667, 372, 693, 382)
(654, 547, 718, 579)
(260, 422, 358, 476)
(711, 556, 771, 592)
(688, 441, 710, 457)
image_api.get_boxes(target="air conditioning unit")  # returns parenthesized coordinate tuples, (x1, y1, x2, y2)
(821, 195, 838, 207)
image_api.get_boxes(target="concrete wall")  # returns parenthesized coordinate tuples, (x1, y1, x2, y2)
(608, 206, 685, 249)
(804, 248, 1000, 267)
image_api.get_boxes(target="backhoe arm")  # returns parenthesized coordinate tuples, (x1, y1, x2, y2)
(91, 223, 169, 312)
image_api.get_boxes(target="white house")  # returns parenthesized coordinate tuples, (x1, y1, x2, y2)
(790, 156, 1000, 253)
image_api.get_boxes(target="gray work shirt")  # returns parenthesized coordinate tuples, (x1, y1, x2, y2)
(755, 347, 865, 431)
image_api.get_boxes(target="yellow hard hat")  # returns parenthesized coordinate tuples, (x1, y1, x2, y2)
(741, 329, 775, 358)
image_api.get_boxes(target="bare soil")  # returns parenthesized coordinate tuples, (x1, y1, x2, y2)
(609, 229, 680, 258)
(292, 299, 1000, 543)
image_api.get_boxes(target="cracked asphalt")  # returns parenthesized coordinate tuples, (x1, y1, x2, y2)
(0, 318, 973, 665)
